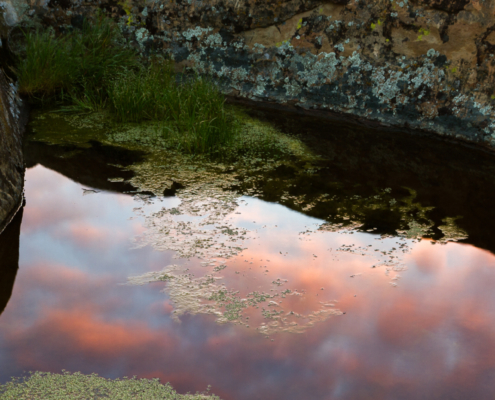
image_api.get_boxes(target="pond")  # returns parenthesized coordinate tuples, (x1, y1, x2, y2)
(1, 101, 495, 399)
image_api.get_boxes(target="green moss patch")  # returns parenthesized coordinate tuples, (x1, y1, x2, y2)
(0, 371, 220, 400)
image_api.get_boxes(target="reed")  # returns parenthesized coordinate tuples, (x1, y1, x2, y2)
(108, 57, 176, 122)
(16, 13, 139, 108)
(16, 29, 76, 98)
(162, 74, 240, 154)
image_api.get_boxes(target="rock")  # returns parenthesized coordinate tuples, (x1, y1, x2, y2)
(0, 1, 24, 234)
(14, 0, 495, 150)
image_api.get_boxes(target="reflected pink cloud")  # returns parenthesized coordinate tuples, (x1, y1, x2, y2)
(409, 242, 446, 274)
(67, 224, 113, 248)
(22, 166, 136, 236)
(6, 166, 495, 400)
(377, 296, 444, 345)
(149, 300, 174, 315)
(3, 263, 93, 309)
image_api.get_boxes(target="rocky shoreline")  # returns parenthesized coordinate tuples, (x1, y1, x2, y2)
(13, 0, 495, 148)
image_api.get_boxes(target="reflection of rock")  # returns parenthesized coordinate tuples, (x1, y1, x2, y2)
(29, 101, 495, 257)
(0, 206, 22, 316)
(24, 140, 145, 194)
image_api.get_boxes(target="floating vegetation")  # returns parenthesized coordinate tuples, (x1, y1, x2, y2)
(125, 265, 343, 334)
(0, 371, 220, 400)
(437, 217, 469, 242)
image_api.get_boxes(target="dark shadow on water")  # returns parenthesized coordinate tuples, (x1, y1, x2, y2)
(228, 99, 495, 254)
(24, 140, 146, 194)
(0, 207, 23, 317)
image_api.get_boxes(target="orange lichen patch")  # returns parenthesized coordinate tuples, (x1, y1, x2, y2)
(486, 31, 495, 46)
(235, 3, 343, 51)
(391, 26, 443, 58)
(317, 34, 333, 55)
(290, 35, 318, 53)
(418, 101, 439, 120)
(442, 21, 485, 66)
(392, 18, 485, 67)
(341, 40, 361, 58)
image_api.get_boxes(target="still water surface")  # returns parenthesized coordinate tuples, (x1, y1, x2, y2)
(1, 107, 495, 399)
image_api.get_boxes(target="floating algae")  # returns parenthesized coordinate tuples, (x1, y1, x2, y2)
(125, 265, 343, 334)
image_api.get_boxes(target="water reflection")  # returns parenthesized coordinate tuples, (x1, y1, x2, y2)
(1, 162, 495, 399)
(0, 207, 22, 316)
(229, 99, 495, 253)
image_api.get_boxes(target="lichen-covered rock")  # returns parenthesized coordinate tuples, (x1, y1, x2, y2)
(0, 1, 24, 234)
(14, 0, 495, 149)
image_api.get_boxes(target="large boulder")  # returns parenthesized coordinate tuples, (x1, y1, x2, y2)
(14, 0, 495, 150)
(0, 0, 24, 234)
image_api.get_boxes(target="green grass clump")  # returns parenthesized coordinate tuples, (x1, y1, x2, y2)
(108, 61, 241, 154)
(161, 75, 241, 154)
(108, 58, 176, 122)
(68, 16, 140, 111)
(15, 29, 75, 97)
(16, 14, 140, 109)
(0, 371, 221, 400)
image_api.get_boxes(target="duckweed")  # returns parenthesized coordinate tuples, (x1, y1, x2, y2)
(0, 371, 220, 399)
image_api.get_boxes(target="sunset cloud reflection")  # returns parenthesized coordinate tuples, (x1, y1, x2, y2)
(1, 166, 495, 399)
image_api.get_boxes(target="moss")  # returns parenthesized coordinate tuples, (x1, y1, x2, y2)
(0, 371, 220, 399)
